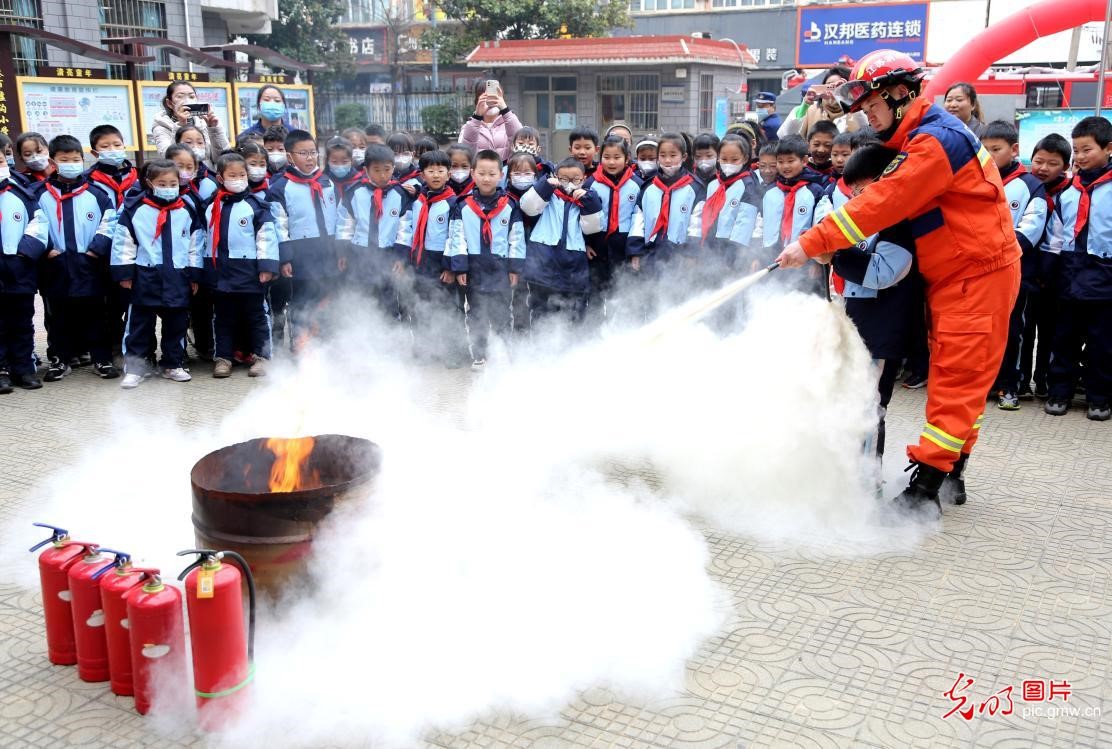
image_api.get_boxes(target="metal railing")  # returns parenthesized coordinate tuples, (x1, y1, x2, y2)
(315, 89, 472, 135)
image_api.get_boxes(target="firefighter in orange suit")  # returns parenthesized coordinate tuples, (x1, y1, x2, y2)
(775, 50, 1021, 518)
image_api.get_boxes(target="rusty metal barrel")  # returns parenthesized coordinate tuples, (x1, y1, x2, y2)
(190, 435, 381, 594)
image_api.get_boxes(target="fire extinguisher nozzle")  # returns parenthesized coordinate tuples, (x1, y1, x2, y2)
(29, 522, 71, 552)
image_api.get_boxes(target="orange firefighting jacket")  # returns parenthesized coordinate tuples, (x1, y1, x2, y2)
(799, 98, 1020, 286)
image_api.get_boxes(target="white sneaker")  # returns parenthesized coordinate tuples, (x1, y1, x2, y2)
(161, 367, 192, 382)
(120, 373, 143, 389)
(471, 358, 486, 370)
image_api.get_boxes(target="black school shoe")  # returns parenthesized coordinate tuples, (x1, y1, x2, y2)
(13, 372, 42, 389)
(44, 357, 70, 382)
(1088, 402, 1112, 422)
(1044, 399, 1069, 416)
(93, 362, 120, 379)
(0, 371, 12, 394)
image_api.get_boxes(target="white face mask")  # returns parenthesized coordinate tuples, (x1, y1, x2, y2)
(719, 163, 744, 177)
(696, 159, 717, 174)
(268, 151, 287, 168)
(0, 165, 9, 181)
(394, 155, 412, 170)
(25, 154, 48, 171)
(191, 146, 207, 163)
(351, 148, 366, 164)
(178, 170, 195, 185)
(224, 178, 248, 194)
(637, 160, 657, 174)
(559, 180, 578, 193)
(248, 166, 268, 182)
(450, 168, 470, 183)
(510, 175, 534, 190)
(659, 163, 681, 177)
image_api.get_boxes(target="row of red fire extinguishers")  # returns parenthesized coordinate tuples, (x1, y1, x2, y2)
(29, 522, 256, 730)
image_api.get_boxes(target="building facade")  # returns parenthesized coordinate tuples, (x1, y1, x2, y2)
(1, 0, 276, 75)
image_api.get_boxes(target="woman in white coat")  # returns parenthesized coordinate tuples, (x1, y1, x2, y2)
(149, 81, 229, 163)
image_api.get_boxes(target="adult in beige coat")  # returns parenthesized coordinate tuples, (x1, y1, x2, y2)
(148, 81, 230, 163)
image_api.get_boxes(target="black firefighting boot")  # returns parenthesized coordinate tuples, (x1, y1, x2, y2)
(892, 461, 945, 518)
(943, 452, 969, 506)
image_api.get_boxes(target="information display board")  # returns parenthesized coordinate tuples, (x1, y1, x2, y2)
(16, 78, 139, 150)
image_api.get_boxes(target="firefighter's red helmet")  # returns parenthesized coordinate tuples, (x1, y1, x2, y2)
(835, 50, 926, 112)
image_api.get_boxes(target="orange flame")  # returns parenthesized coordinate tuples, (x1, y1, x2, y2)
(265, 437, 321, 493)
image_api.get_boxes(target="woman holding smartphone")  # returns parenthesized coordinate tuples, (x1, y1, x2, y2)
(458, 79, 521, 162)
(776, 66, 867, 140)
(149, 81, 229, 163)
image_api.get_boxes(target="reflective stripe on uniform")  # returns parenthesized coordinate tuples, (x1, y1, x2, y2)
(977, 146, 992, 169)
(972, 413, 984, 430)
(921, 422, 966, 453)
(830, 206, 867, 246)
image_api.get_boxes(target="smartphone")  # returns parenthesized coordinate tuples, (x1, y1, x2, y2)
(485, 80, 499, 97)
(185, 102, 210, 114)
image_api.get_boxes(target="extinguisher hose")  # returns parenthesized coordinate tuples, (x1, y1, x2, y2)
(219, 551, 256, 663)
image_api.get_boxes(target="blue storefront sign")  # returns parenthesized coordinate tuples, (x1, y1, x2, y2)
(796, 2, 928, 67)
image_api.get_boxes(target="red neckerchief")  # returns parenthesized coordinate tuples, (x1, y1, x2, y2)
(1044, 174, 1069, 213)
(23, 170, 48, 182)
(251, 178, 270, 194)
(142, 197, 184, 241)
(44, 182, 89, 230)
(553, 189, 582, 207)
(701, 169, 751, 240)
(777, 178, 809, 245)
(451, 179, 475, 197)
(1000, 162, 1027, 187)
(835, 178, 852, 198)
(335, 172, 365, 201)
(464, 193, 511, 248)
(649, 174, 694, 241)
(89, 166, 137, 207)
(1072, 169, 1112, 239)
(372, 180, 399, 220)
(396, 167, 420, 184)
(410, 189, 454, 266)
(285, 169, 326, 203)
(208, 189, 236, 261)
(593, 165, 634, 237)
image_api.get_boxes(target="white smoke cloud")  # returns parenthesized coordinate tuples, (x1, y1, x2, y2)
(4, 272, 933, 747)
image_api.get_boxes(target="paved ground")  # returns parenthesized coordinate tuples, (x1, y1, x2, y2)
(1, 312, 1110, 749)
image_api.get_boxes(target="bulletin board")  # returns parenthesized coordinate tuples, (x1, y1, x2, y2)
(16, 77, 139, 150)
(136, 81, 234, 152)
(232, 83, 315, 138)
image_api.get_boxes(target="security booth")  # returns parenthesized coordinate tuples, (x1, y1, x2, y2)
(465, 35, 756, 159)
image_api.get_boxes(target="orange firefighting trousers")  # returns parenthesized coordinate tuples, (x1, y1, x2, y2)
(910, 262, 1021, 472)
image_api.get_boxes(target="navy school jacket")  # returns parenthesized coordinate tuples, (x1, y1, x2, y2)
(999, 161, 1049, 290)
(626, 169, 706, 266)
(192, 163, 219, 203)
(0, 180, 45, 294)
(336, 180, 411, 281)
(110, 195, 205, 308)
(1042, 163, 1112, 301)
(444, 188, 526, 293)
(701, 169, 762, 257)
(518, 178, 605, 294)
(393, 186, 456, 279)
(267, 169, 340, 281)
(18, 177, 114, 298)
(202, 190, 281, 293)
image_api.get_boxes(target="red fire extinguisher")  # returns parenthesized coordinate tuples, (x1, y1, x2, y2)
(28, 523, 94, 666)
(177, 549, 256, 730)
(125, 569, 188, 716)
(91, 550, 151, 696)
(67, 543, 118, 682)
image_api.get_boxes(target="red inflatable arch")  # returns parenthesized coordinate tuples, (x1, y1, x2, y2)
(923, 0, 1108, 98)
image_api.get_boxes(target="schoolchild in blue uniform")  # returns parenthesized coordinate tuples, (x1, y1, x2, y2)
(388, 132, 421, 192)
(267, 129, 341, 349)
(336, 143, 411, 319)
(827, 144, 924, 460)
(16, 132, 52, 186)
(87, 124, 142, 368)
(445, 149, 526, 368)
(447, 144, 476, 197)
(519, 156, 605, 325)
(806, 121, 838, 184)
(569, 126, 600, 174)
(829, 131, 854, 185)
(0, 160, 46, 392)
(326, 137, 365, 201)
(394, 149, 466, 364)
(1024, 133, 1073, 398)
(589, 135, 642, 296)
(1042, 116, 1112, 421)
(981, 120, 1050, 410)
(503, 127, 555, 184)
(700, 134, 761, 273)
(175, 125, 219, 201)
(110, 158, 205, 388)
(19, 135, 117, 381)
(505, 152, 541, 331)
(204, 153, 280, 378)
(263, 125, 289, 176)
(165, 142, 216, 360)
(634, 137, 658, 183)
(692, 133, 720, 186)
(239, 140, 272, 196)
(762, 135, 827, 292)
(0, 134, 20, 189)
(627, 132, 705, 276)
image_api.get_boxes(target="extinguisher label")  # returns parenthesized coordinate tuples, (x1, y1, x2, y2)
(57, 590, 72, 602)
(198, 568, 215, 599)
